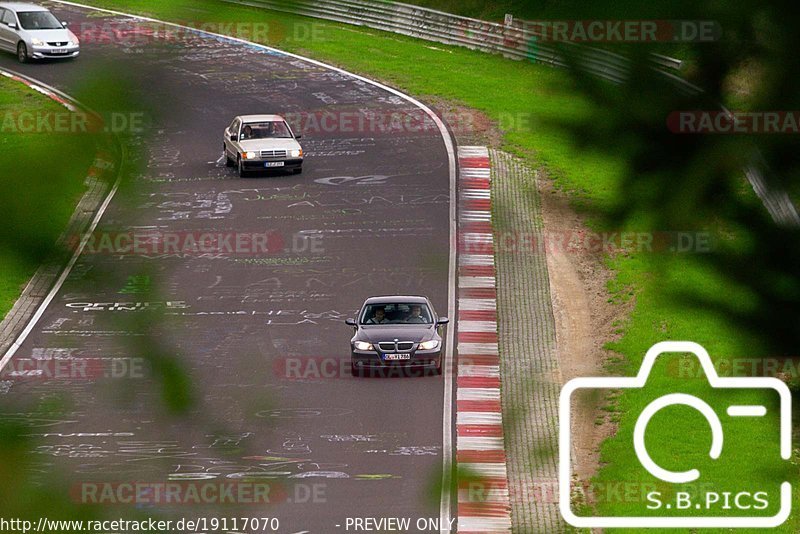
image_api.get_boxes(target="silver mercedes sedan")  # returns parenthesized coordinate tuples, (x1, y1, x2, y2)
(223, 114, 304, 177)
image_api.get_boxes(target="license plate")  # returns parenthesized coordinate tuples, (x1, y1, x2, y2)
(53, 49, 66, 54)
(265, 162, 285, 168)
(384, 353, 411, 361)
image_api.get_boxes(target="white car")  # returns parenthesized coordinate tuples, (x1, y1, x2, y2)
(0, 3, 79, 62)
(224, 115, 304, 177)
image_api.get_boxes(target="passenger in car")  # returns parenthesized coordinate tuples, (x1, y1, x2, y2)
(367, 307, 389, 324)
(405, 305, 427, 323)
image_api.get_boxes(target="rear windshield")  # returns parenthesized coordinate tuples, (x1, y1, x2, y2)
(360, 303, 432, 325)
(18, 11, 62, 30)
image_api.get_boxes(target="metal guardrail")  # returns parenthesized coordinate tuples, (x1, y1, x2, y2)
(222, 0, 681, 84)
(220, 0, 798, 227)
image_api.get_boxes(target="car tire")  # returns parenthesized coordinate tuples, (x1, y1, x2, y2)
(224, 146, 234, 167)
(351, 362, 362, 377)
(292, 167, 302, 175)
(237, 156, 247, 178)
(17, 42, 28, 64)
(433, 360, 442, 375)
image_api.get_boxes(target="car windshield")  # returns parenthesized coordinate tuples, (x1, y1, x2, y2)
(240, 121, 292, 140)
(360, 303, 433, 325)
(18, 11, 62, 30)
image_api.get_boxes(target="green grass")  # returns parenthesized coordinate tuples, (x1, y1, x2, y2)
(52, 1, 799, 529)
(0, 77, 95, 320)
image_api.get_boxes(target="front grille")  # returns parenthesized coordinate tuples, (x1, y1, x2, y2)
(377, 341, 415, 353)
(48, 42, 69, 46)
(260, 149, 287, 159)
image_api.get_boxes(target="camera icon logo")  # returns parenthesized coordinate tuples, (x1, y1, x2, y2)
(559, 341, 792, 528)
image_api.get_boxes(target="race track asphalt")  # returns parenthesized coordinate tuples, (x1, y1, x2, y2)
(0, 3, 457, 531)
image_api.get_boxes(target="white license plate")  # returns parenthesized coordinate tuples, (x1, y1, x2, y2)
(384, 354, 411, 361)
(265, 162, 285, 168)
(54, 49, 67, 54)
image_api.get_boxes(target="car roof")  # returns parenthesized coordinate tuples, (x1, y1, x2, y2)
(0, 3, 49, 11)
(238, 115, 286, 123)
(364, 296, 430, 305)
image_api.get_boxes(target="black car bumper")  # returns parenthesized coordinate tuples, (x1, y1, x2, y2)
(351, 349, 441, 369)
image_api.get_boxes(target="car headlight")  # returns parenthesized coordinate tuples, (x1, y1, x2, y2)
(290, 148, 303, 158)
(243, 151, 257, 160)
(419, 340, 440, 350)
(68, 31, 79, 46)
(31, 38, 45, 47)
(354, 341, 373, 351)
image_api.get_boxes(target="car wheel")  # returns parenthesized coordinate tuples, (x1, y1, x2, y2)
(351, 362, 362, 377)
(292, 167, 302, 175)
(237, 156, 247, 178)
(224, 146, 234, 167)
(433, 360, 442, 375)
(17, 42, 28, 64)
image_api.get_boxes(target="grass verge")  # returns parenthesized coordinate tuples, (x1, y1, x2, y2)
(0, 76, 95, 321)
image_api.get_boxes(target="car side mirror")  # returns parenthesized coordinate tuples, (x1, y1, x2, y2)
(229, 133, 236, 141)
(345, 318, 357, 327)
(8, 22, 17, 29)
(436, 317, 450, 326)
(61, 21, 69, 27)
(295, 134, 302, 139)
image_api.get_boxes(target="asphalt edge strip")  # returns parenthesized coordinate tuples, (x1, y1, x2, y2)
(0, 67, 122, 371)
(13, 2, 461, 529)
(455, 146, 513, 532)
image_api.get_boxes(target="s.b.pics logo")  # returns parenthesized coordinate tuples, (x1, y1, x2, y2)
(559, 342, 792, 528)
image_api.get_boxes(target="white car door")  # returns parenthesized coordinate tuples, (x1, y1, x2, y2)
(224, 118, 241, 159)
